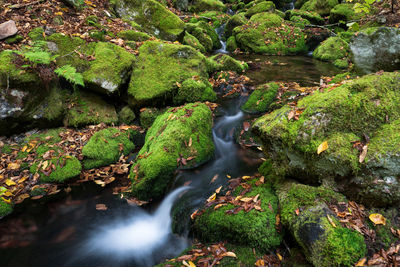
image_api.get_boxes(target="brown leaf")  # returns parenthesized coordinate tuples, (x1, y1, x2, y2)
(243, 121, 250, 131)
(359, 145, 368, 163)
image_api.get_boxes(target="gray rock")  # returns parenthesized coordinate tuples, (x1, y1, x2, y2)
(350, 27, 400, 73)
(0, 20, 18, 40)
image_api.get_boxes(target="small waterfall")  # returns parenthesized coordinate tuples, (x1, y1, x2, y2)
(215, 23, 228, 54)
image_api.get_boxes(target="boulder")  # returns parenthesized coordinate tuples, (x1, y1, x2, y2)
(224, 13, 247, 38)
(183, 31, 206, 53)
(189, 0, 226, 12)
(285, 9, 324, 25)
(253, 72, 400, 206)
(111, 0, 185, 41)
(329, 3, 360, 23)
(207, 53, 249, 73)
(244, 1, 275, 18)
(0, 20, 18, 40)
(300, 0, 338, 16)
(130, 103, 214, 201)
(241, 82, 278, 113)
(233, 12, 307, 54)
(313, 36, 350, 69)
(118, 106, 136, 124)
(185, 21, 221, 51)
(350, 27, 400, 73)
(127, 41, 213, 107)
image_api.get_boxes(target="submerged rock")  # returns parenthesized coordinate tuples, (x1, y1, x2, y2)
(111, 0, 185, 41)
(350, 27, 400, 73)
(253, 72, 400, 206)
(130, 103, 214, 201)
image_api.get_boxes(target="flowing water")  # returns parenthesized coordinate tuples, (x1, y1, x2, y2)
(0, 29, 341, 266)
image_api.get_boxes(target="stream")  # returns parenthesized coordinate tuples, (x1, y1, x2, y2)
(0, 33, 341, 267)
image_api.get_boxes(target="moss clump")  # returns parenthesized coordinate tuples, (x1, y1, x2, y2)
(31, 156, 82, 183)
(189, 0, 226, 12)
(190, 11, 230, 28)
(28, 27, 45, 41)
(127, 41, 210, 107)
(300, 0, 338, 16)
(111, 0, 184, 41)
(5, 35, 23, 44)
(130, 103, 214, 201)
(233, 12, 307, 55)
(117, 30, 151, 41)
(63, 91, 118, 128)
(183, 31, 206, 53)
(174, 78, 217, 104)
(329, 3, 360, 23)
(118, 106, 136, 124)
(208, 54, 248, 73)
(226, 36, 238, 52)
(313, 37, 349, 69)
(185, 21, 221, 51)
(242, 82, 279, 113)
(245, 1, 275, 18)
(285, 9, 324, 25)
(225, 13, 247, 38)
(82, 128, 135, 169)
(0, 199, 13, 218)
(139, 108, 164, 128)
(193, 182, 282, 251)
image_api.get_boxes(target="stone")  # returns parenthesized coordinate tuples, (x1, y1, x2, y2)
(0, 20, 18, 40)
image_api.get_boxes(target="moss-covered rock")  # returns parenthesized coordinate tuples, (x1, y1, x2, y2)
(130, 103, 214, 201)
(185, 21, 221, 51)
(189, 0, 226, 12)
(174, 78, 217, 104)
(313, 36, 350, 68)
(253, 72, 400, 206)
(118, 106, 136, 124)
(139, 107, 164, 128)
(127, 41, 211, 107)
(193, 181, 282, 251)
(28, 27, 45, 41)
(233, 12, 307, 55)
(300, 0, 338, 16)
(208, 54, 249, 73)
(189, 11, 230, 29)
(82, 128, 136, 169)
(183, 31, 206, 53)
(111, 0, 185, 41)
(226, 35, 238, 52)
(63, 91, 118, 128)
(329, 3, 360, 23)
(0, 198, 13, 218)
(225, 13, 247, 38)
(289, 15, 311, 29)
(117, 30, 151, 41)
(31, 156, 82, 183)
(241, 82, 278, 113)
(245, 1, 275, 18)
(285, 9, 324, 25)
(5, 35, 23, 44)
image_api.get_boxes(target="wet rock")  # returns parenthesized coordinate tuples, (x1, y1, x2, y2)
(253, 72, 400, 207)
(350, 27, 400, 73)
(130, 103, 214, 201)
(0, 20, 18, 40)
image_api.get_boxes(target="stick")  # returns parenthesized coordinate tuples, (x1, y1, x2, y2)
(10, 0, 45, 9)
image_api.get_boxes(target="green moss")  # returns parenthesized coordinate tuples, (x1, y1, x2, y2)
(63, 91, 118, 128)
(0, 199, 13, 218)
(118, 106, 136, 124)
(31, 156, 82, 183)
(195, 11, 230, 28)
(89, 30, 107, 41)
(300, 0, 338, 16)
(28, 27, 45, 41)
(233, 12, 307, 55)
(285, 9, 324, 25)
(82, 128, 135, 169)
(127, 41, 210, 107)
(117, 30, 151, 41)
(329, 3, 360, 23)
(208, 54, 249, 73)
(174, 78, 217, 104)
(245, 1, 275, 18)
(193, 182, 282, 251)
(5, 35, 23, 44)
(130, 103, 214, 200)
(189, 0, 226, 12)
(85, 15, 101, 28)
(226, 36, 238, 52)
(112, 0, 184, 41)
(313, 37, 349, 66)
(140, 108, 164, 128)
(183, 31, 206, 53)
(186, 21, 221, 51)
(242, 82, 279, 113)
(289, 16, 311, 29)
(47, 33, 88, 68)
(225, 13, 247, 38)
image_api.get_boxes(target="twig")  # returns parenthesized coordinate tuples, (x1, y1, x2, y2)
(179, 15, 212, 21)
(10, 0, 46, 9)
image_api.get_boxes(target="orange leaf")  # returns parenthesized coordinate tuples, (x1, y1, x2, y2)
(369, 213, 386, 225)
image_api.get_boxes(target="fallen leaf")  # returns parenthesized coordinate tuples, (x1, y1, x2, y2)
(207, 193, 216, 202)
(222, 252, 237, 258)
(7, 162, 20, 170)
(317, 141, 329, 155)
(359, 145, 368, 163)
(182, 260, 196, 267)
(96, 204, 107, 210)
(355, 258, 367, 266)
(215, 186, 222, 194)
(327, 215, 337, 228)
(369, 213, 386, 225)
(5, 179, 16, 186)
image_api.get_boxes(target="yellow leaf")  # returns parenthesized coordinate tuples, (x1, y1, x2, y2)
(242, 175, 252, 180)
(1, 197, 11, 204)
(226, 174, 231, 178)
(355, 258, 367, 266)
(7, 162, 20, 170)
(2, 191, 13, 197)
(94, 180, 106, 187)
(240, 197, 253, 203)
(42, 161, 49, 170)
(214, 203, 226, 210)
(215, 186, 222, 194)
(5, 179, 16, 186)
(255, 259, 265, 266)
(222, 251, 237, 258)
(277, 253, 283, 261)
(182, 260, 196, 267)
(369, 213, 386, 225)
(317, 141, 329, 155)
(327, 215, 336, 228)
(359, 145, 368, 163)
(55, 11, 63, 16)
(19, 193, 30, 200)
(167, 114, 174, 121)
(21, 145, 28, 152)
(207, 193, 216, 202)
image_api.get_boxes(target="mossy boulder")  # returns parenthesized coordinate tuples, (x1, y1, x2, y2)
(253, 72, 400, 206)
(313, 36, 350, 69)
(127, 41, 211, 107)
(130, 103, 214, 201)
(193, 181, 283, 251)
(183, 31, 206, 53)
(208, 54, 249, 73)
(225, 13, 247, 38)
(241, 82, 278, 113)
(285, 9, 324, 25)
(82, 128, 136, 169)
(185, 21, 221, 51)
(63, 91, 118, 128)
(329, 3, 360, 23)
(28, 27, 45, 41)
(111, 0, 185, 41)
(233, 12, 307, 55)
(277, 182, 366, 267)
(0, 198, 13, 218)
(189, 11, 230, 29)
(289, 15, 311, 29)
(118, 106, 136, 124)
(226, 35, 238, 51)
(117, 30, 151, 41)
(139, 107, 164, 128)
(244, 1, 275, 18)
(189, 0, 226, 12)
(31, 156, 82, 183)
(300, 0, 338, 16)
(5, 35, 23, 44)
(174, 78, 217, 104)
